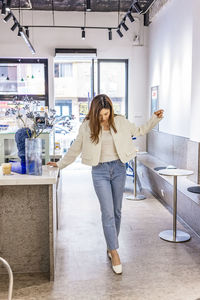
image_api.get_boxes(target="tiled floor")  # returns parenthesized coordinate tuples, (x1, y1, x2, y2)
(1, 161, 200, 300)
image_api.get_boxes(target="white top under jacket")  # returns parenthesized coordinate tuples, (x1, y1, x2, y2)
(99, 129, 119, 163)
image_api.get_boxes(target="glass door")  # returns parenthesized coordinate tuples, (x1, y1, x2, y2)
(53, 58, 128, 157)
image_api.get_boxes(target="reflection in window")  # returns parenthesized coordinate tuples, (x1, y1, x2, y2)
(0, 62, 45, 95)
(54, 63, 73, 78)
(0, 66, 17, 92)
(99, 61, 127, 116)
(54, 60, 91, 98)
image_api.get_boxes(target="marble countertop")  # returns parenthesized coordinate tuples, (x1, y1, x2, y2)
(158, 168, 193, 177)
(0, 165, 59, 185)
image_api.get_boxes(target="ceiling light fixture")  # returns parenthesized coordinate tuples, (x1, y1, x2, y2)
(20, 28, 36, 54)
(86, 0, 91, 12)
(121, 21, 129, 31)
(116, 0, 144, 39)
(1, 1, 6, 15)
(3, 12, 12, 22)
(10, 19, 18, 31)
(1, 5, 36, 54)
(17, 26, 22, 36)
(108, 28, 112, 40)
(6, 0, 12, 12)
(133, 1, 143, 14)
(127, 11, 135, 23)
(81, 27, 85, 39)
(25, 26, 29, 38)
(116, 27, 123, 38)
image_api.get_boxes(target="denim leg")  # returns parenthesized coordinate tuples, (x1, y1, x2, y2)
(92, 164, 119, 250)
(111, 161, 126, 236)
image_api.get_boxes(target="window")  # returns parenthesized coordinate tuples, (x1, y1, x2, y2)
(98, 59, 128, 117)
(54, 63, 73, 78)
(0, 58, 49, 106)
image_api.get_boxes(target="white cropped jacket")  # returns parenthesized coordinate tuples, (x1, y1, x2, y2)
(56, 114, 161, 169)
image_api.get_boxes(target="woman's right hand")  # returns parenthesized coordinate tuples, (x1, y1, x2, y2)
(154, 109, 164, 118)
(47, 162, 58, 167)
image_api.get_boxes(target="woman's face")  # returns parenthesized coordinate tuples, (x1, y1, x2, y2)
(99, 108, 110, 123)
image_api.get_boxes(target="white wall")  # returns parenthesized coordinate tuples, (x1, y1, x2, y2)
(148, 0, 193, 138)
(148, 0, 200, 143)
(190, 0, 200, 141)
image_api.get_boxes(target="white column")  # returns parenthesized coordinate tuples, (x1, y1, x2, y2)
(190, 0, 200, 142)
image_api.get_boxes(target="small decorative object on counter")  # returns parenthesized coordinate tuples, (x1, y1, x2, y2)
(1, 163, 12, 175)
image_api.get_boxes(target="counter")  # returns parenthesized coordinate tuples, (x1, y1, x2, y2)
(0, 165, 60, 280)
(0, 165, 58, 185)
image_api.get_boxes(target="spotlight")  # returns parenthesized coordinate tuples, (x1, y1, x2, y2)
(20, 30, 36, 54)
(121, 22, 129, 31)
(10, 20, 18, 31)
(3, 12, 12, 22)
(108, 28, 112, 40)
(1, 1, 6, 15)
(133, 1, 143, 14)
(18, 26, 22, 37)
(25, 26, 29, 38)
(86, 0, 91, 11)
(127, 11, 134, 22)
(6, 0, 12, 12)
(116, 27, 123, 38)
(81, 27, 85, 39)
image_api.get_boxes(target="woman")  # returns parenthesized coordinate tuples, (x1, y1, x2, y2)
(47, 94, 163, 275)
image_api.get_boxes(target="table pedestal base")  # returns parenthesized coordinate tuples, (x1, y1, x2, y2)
(126, 194, 146, 201)
(159, 230, 190, 243)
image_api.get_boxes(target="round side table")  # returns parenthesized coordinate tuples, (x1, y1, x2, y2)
(158, 168, 193, 243)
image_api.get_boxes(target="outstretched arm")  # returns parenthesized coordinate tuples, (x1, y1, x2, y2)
(47, 123, 84, 169)
(126, 110, 164, 137)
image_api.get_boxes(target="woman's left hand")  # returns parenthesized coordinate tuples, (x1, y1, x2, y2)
(154, 109, 164, 118)
(47, 162, 58, 167)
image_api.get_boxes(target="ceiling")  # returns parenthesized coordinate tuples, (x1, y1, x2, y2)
(1, 0, 153, 13)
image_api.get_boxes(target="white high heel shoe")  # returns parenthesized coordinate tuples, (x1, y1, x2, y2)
(112, 263, 122, 275)
(107, 250, 123, 274)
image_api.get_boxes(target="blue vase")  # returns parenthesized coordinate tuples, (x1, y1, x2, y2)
(15, 128, 32, 174)
(25, 138, 42, 176)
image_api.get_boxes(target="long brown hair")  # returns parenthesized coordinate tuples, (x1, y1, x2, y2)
(84, 94, 117, 144)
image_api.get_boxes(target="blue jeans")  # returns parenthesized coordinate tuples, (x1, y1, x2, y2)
(92, 159, 126, 250)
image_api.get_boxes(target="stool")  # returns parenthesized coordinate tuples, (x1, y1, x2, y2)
(154, 166, 167, 171)
(0, 257, 13, 300)
(187, 186, 200, 194)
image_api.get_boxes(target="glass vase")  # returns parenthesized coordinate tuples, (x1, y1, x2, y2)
(25, 138, 42, 176)
(15, 127, 32, 174)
